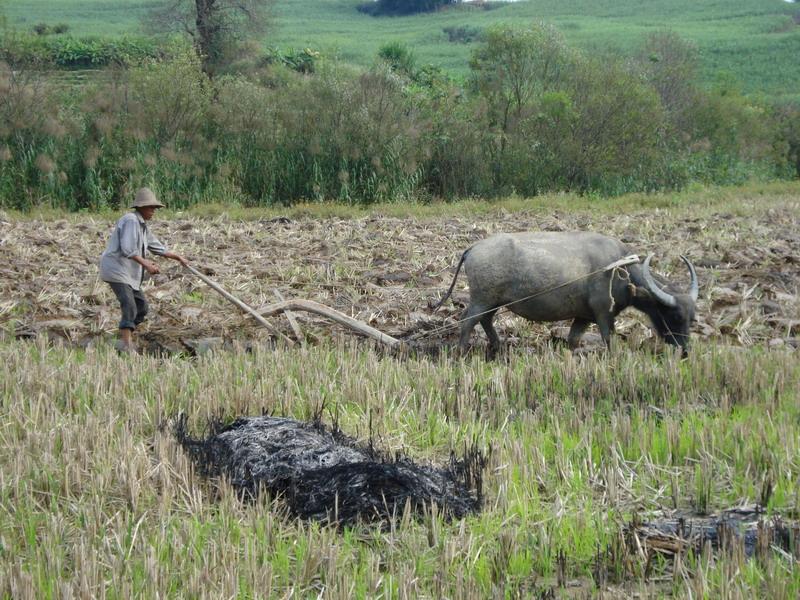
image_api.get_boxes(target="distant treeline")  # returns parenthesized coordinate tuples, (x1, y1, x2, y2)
(358, 0, 459, 17)
(1, 24, 799, 210)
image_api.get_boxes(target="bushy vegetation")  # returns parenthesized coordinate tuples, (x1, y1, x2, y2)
(7, 0, 800, 97)
(1, 25, 798, 210)
(0, 32, 166, 68)
(443, 24, 483, 44)
(31, 22, 70, 36)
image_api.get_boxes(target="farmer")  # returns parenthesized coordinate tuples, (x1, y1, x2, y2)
(99, 187, 188, 353)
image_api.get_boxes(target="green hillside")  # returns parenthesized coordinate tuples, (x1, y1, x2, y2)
(5, 0, 800, 95)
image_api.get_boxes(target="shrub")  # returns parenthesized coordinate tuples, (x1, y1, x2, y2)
(634, 31, 699, 134)
(378, 42, 416, 76)
(215, 62, 428, 204)
(417, 91, 494, 198)
(0, 27, 796, 211)
(0, 33, 167, 68)
(30, 23, 69, 36)
(555, 54, 667, 192)
(772, 101, 800, 179)
(683, 81, 779, 185)
(443, 25, 483, 44)
(263, 47, 320, 74)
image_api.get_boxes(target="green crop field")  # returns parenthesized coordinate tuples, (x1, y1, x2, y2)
(4, 0, 800, 96)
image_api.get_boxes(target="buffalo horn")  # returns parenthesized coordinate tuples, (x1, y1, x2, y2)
(681, 255, 699, 302)
(642, 254, 678, 308)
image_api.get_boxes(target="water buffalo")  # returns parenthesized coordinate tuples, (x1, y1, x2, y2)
(434, 232, 699, 354)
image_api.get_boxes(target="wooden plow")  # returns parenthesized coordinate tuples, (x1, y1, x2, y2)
(184, 264, 408, 350)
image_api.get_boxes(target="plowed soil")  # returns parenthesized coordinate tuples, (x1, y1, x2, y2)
(1, 199, 798, 354)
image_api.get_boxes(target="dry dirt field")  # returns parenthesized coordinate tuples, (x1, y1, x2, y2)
(1, 190, 798, 355)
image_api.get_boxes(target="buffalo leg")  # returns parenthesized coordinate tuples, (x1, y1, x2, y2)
(567, 318, 591, 349)
(595, 313, 616, 349)
(480, 310, 500, 356)
(459, 304, 492, 352)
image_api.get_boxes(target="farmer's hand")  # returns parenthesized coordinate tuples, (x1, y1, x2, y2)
(164, 251, 189, 267)
(143, 260, 160, 275)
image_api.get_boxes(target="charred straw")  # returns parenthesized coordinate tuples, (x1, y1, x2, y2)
(173, 413, 486, 526)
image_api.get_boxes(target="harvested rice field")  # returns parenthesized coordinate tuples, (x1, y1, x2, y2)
(1, 183, 799, 598)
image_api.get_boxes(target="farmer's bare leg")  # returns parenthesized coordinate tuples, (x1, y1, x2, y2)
(120, 327, 133, 349)
(109, 282, 143, 353)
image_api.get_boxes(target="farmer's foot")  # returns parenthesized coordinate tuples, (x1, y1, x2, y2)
(116, 329, 137, 354)
(115, 339, 137, 354)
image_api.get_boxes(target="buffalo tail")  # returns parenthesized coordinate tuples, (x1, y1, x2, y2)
(430, 249, 469, 311)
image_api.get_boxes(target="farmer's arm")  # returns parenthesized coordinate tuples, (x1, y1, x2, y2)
(161, 251, 189, 267)
(119, 217, 160, 274)
(147, 233, 188, 266)
(130, 254, 160, 275)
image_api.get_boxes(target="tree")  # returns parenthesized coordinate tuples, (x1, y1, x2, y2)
(148, 0, 272, 75)
(469, 23, 573, 189)
(470, 23, 572, 137)
(635, 31, 699, 133)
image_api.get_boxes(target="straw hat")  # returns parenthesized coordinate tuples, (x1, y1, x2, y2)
(131, 187, 165, 209)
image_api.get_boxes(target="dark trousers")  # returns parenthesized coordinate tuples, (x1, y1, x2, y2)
(108, 282, 149, 330)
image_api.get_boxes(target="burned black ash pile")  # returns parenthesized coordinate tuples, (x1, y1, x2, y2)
(175, 415, 485, 525)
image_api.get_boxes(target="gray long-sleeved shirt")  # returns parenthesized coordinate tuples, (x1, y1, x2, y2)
(99, 211, 167, 290)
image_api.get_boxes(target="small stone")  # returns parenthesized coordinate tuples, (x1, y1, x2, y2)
(696, 256, 722, 268)
(181, 337, 225, 355)
(36, 318, 82, 331)
(179, 307, 204, 320)
(760, 299, 782, 315)
(710, 287, 741, 307)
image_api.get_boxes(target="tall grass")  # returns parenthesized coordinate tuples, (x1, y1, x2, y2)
(1, 338, 798, 597)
